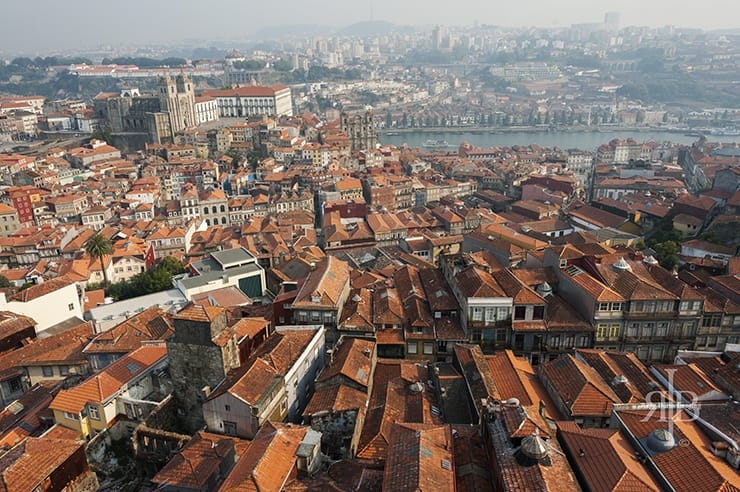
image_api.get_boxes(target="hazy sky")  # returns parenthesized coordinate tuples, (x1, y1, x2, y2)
(3, 0, 739, 54)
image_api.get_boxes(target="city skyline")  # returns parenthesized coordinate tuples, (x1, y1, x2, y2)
(2, 0, 739, 54)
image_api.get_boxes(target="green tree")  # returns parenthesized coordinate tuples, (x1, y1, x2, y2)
(0, 275, 10, 288)
(85, 233, 113, 288)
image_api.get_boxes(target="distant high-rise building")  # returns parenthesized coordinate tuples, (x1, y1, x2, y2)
(604, 12, 620, 33)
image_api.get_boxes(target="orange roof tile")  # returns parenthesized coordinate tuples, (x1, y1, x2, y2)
(218, 422, 308, 492)
(0, 437, 87, 492)
(49, 344, 167, 414)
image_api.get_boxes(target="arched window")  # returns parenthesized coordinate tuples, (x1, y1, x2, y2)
(203, 207, 208, 214)
(221, 217, 227, 225)
(212, 206, 217, 214)
(220, 205, 226, 213)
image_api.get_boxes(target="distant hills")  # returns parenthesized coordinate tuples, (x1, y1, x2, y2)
(255, 21, 411, 40)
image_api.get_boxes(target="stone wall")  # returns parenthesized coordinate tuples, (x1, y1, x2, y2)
(310, 409, 360, 459)
(167, 341, 227, 432)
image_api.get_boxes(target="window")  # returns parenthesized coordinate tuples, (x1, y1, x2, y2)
(496, 330, 507, 343)
(641, 323, 654, 338)
(471, 307, 482, 321)
(88, 405, 100, 420)
(68, 303, 74, 311)
(471, 330, 482, 342)
(59, 366, 69, 376)
(596, 324, 607, 338)
(626, 323, 638, 337)
(8, 378, 22, 392)
(610, 303, 622, 311)
(514, 306, 526, 320)
(64, 412, 79, 421)
(224, 404, 231, 412)
(656, 322, 669, 337)
(577, 336, 589, 347)
(533, 305, 545, 320)
(598, 303, 610, 312)
(42, 366, 53, 377)
(223, 421, 237, 436)
(609, 324, 620, 338)
(497, 307, 509, 321)
(550, 335, 560, 348)
(484, 308, 496, 322)
(407, 342, 418, 354)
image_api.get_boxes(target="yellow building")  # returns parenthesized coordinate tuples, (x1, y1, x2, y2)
(49, 344, 167, 439)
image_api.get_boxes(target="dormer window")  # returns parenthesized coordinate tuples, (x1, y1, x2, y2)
(311, 294, 321, 303)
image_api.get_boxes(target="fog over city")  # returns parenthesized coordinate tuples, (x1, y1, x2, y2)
(3, 0, 739, 53)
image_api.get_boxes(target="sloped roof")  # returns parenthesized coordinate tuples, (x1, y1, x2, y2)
(292, 256, 349, 310)
(218, 422, 308, 492)
(317, 337, 375, 389)
(0, 436, 86, 492)
(152, 432, 242, 490)
(382, 423, 455, 492)
(303, 384, 368, 416)
(356, 360, 439, 461)
(49, 344, 167, 413)
(557, 421, 660, 492)
(83, 307, 172, 355)
(540, 354, 621, 417)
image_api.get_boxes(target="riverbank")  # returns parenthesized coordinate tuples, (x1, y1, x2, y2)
(379, 129, 738, 151)
(379, 125, 686, 135)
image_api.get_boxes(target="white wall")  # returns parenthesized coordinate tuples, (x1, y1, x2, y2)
(0, 282, 83, 333)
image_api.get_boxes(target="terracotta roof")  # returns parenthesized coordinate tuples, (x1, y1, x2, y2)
(454, 266, 507, 298)
(152, 432, 242, 490)
(192, 286, 252, 307)
(0, 311, 36, 343)
(382, 423, 455, 492)
(202, 84, 289, 98)
(557, 421, 660, 492)
(544, 294, 594, 333)
(292, 256, 349, 310)
(9, 276, 75, 303)
(303, 384, 368, 416)
(654, 364, 728, 401)
(317, 337, 375, 389)
(562, 265, 625, 302)
(616, 409, 740, 491)
(50, 344, 167, 414)
(540, 354, 621, 417)
(173, 302, 227, 324)
(218, 422, 308, 492)
(0, 436, 86, 492)
(356, 360, 440, 461)
(0, 323, 92, 381)
(83, 307, 172, 355)
(454, 344, 500, 404)
(486, 402, 580, 491)
(492, 268, 545, 305)
(209, 330, 317, 405)
(338, 288, 374, 331)
(0, 383, 56, 448)
(575, 349, 664, 403)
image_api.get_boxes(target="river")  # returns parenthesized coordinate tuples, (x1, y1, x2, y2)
(379, 129, 739, 151)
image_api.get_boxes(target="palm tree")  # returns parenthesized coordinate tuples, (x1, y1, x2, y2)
(85, 233, 113, 288)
